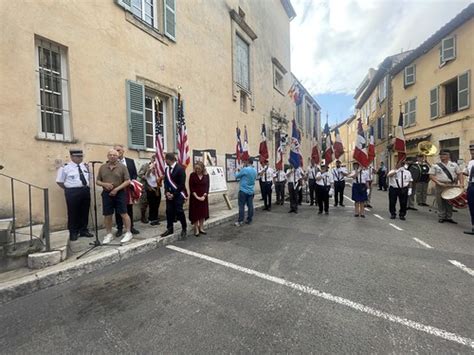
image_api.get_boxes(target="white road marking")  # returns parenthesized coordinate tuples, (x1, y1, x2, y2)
(344, 195, 354, 202)
(389, 223, 403, 231)
(364, 208, 370, 212)
(449, 260, 474, 277)
(374, 214, 384, 220)
(412, 238, 433, 249)
(167, 245, 474, 349)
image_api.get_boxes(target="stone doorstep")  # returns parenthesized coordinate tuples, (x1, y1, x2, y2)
(0, 202, 263, 304)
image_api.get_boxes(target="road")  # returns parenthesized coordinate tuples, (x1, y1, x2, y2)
(1, 189, 473, 353)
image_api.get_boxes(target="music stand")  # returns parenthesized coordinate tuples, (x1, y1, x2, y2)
(77, 161, 120, 259)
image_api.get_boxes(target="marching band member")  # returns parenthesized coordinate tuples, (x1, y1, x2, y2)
(258, 159, 275, 211)
(307, 161, 319, 206)
(274, 165, 287, 205)
(429, 149, 463, 224)
(387, 158, 413, 220)
(463, 144, 474, 235)
(415, 154, 431, 207)
(350, 162, 369, 218)
(331, 160, 348, 207)
(286, 165, 303, 213)
(316, 164, 334, 215)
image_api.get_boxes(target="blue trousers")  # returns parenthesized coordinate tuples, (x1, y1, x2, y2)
(238, 191, 254, 223)
(468, 185, 474, 226)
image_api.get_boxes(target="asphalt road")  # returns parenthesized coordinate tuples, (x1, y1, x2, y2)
(1, 189, 473, 353)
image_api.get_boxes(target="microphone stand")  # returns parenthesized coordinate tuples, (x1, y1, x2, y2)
(77, 161, 121, 259)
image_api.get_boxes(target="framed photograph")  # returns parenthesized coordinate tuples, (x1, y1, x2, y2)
(225, 154, 238, 182)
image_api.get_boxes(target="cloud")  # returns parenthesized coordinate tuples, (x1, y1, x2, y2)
(290, 0, 472, 96)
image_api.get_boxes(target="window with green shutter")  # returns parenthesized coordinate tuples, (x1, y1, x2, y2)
(458, 71, 470, 111)
(126, 80, 146, 150)
(164, 0, 176, 41)
(430, 87, 439, 119)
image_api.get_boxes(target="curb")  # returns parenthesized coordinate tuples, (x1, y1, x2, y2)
(0, 205, 262, 304)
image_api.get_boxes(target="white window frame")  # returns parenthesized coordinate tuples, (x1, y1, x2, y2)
(131, 0, 155, 27)
(429, 86, 439, 119)
(273, 65, 284, 95)
(404, 65, 416, 87)
(35, 38, 71, 141)
(235, 33, 250, 92)
(163, 0, 176, 40)
(441, 35, 456, 64)
(458, 70, 470, 111)
(403, 98, 416, 127)
(144, 94, 168, 151)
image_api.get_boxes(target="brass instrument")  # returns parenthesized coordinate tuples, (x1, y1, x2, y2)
(417, 141, 438, 156)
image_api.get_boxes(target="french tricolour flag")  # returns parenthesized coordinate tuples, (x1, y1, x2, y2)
(353, 119, 369, 167)
(394, 111, 406, 163)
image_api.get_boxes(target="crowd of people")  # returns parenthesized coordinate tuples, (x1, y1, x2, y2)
(56, 143, 474, 244)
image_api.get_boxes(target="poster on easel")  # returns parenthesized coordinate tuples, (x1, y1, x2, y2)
(207, 166, 227, 194)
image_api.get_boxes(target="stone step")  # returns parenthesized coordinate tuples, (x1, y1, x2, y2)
(0, 219, 12, 244)
(2, 224, 44, 257)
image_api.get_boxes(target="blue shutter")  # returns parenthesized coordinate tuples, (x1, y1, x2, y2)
(126, 80, 145, 150)
(116, 0, 131, 11)
(164, 0, 176, 41)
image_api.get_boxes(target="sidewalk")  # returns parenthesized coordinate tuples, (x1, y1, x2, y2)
(0, 199, 263, 304)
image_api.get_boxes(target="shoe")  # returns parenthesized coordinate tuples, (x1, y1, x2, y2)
(102, 233, 114, 244)
(340, 204, 345, 207)
(360, 215, 366, 218)
(234, 221, 243, 227)
(399, 216, 406, 221)
(318, 211, 323, 215)
(354, 214, 359, 217)
(438, 219, 445, 223)
(444, 219, 457, 224)
(116, 229, 123, 237)
(464, 229, 474, 235)
(263, 207, 268, 211)
(120, 232, 133, 243)
(390, 215, 396, 219)
(80, 231, 94, 238)
(288, 210, 294, 213)
(421, 203, 430, 207)
(131, 227, 140, 234)
(199, 230, 207, 235)
(69, 234, 78, 241)
(453, 209, 458, 213)
(325, 211, 329, 215)
(366, 205, 373, 209)
(150, 220, 160, 226)
(267, 208, 271, 212)
(310, 203, 314, 206)
(160, 229, 174, 237)
(407, 207, 418, 211)
(179, 230, 187, 240)
(194, 231, 200, 237)
(245, 220, 252, 224)
(334, 204, 338, 207)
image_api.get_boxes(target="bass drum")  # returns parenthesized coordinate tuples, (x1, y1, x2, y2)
(408, 164, 421, 183)
(441, 187, 468, 209)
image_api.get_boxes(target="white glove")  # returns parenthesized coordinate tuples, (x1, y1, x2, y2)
(329, 188, 334, 197)
(366, 188, 371, 196)
(408, 188, 412, 196)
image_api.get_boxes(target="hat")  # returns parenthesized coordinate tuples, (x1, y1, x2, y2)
(470, 143, 474, 150)
(69, 149, 83, 157)
(440, 149, 451, 155)
(335, 159, 341, 163)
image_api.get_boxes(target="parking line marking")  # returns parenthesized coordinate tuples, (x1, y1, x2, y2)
(412, 238, 433, 249)
(449, 260, 474, 277)
(373, 214, 384, 220)
(389, 223, 403, 231)
(166, 245, 474, 348)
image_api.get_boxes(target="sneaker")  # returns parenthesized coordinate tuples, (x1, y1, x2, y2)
(103, 233, 114, 244)
(120, 232, 133, 244)
(234, 221, 243, 227)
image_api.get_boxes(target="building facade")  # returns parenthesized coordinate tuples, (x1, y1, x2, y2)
(0, 0, 322, 230)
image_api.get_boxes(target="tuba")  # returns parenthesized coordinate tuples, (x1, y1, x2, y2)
(417, 141, 437, 156)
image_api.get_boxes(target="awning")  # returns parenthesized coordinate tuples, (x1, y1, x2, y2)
(406, 133, 431, 144)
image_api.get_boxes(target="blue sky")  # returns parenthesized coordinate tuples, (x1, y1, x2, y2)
(289, 0, 472, 127)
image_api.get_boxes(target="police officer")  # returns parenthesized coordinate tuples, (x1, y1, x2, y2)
(56, 149, 93, 241)
(429, 149, 463, 224)
(387, 158, 413, 220)
(316, 164, 334, 214)
(274, 165, 287, 205)
(463, 144, 474, 235)
(331, 160, 348, 207)
(258, 159, 275, 211)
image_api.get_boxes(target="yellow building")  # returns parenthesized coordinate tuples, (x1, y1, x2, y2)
(0, 0, 322, 230)
(389, 4, 474, 167)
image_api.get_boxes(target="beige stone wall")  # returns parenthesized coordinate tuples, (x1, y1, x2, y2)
(0, 0, 311, 229)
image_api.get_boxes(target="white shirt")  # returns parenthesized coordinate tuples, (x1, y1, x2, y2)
(316, 171, 334, 186)
(352, 169, 370, 184)
(286, 167, 303, 183)
(307, 166, 318, 180)
(429, 161, 461, 183)
(388, 168, 413, 188)
(258, 166, 275, 182)
(56, 162, 90, 188)
(146, 171, 158, 188)
(331, 167, 348, 182)
(365, 167, 374, 181)
(275, 170, 287, 182)
(120, 157, 127, 166)
(465, 159, 474, 183)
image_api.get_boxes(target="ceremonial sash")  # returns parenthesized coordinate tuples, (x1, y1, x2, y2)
(166, 167, 187, 199)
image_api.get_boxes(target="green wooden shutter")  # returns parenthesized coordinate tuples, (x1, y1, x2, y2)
(126, 80, 146, 150)
(164, 0, 176, 41)
(116, 0, 131, 11)
(430, 87, 439, 119)
(458, 71, 470, 111)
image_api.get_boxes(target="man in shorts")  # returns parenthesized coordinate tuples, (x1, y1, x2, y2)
(96, 149, 132, 244)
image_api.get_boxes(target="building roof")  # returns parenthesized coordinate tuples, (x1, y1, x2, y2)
(391, 3, 474, 76)
(280, 0, 296, 21)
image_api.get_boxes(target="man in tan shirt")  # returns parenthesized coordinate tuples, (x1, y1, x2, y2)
(96, 149, 132, 244)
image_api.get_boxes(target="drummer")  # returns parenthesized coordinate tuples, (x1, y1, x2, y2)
(463, 143, 474, 235)
(429, 149, 463, 224)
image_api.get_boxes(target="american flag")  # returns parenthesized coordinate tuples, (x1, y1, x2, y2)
(236, 126, 243, 164)
(176, 93, 190, 168)
(154, 98, 165, 178)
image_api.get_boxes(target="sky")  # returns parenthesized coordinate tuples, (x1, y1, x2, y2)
(289, 0, 473, 126)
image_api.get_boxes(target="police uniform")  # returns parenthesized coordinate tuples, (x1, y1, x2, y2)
(316, 169, 334, 214)
(258, 164, 275, 210)
(464, 145, 474, 234)
(388, 167, 413, 220)
(286, 167, 303, 213)
(274, 169, 287, 205)
(429, 159, 461, 222)
(307, 165, 318, 205)
(56, 149, 91, 240)
(331, 165, 348, 207)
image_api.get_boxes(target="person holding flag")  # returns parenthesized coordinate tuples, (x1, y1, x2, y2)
(275, 131, 287, 205)
(176, 93, 190, 168)
(322, 121, 333, 165)
(236, 126, 243, 165)
(351, 119, 370, 217)
(333, 126, 344, 160)
(287, 120, 304, 213)
(258, 123, 270, 201)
